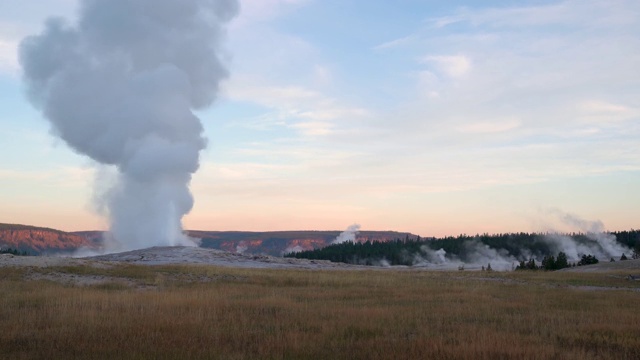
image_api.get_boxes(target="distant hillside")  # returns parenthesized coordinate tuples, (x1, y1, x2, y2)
(0, 223, 94, 255)
(0, 224, 417, 256)
(189, 230, 417, 256)
(72, 231, 104, 244)
(74, 230, 418, 256)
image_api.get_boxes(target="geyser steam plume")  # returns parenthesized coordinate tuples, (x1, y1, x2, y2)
(333, 224, 361, 245)
(19, 0, 239, 251)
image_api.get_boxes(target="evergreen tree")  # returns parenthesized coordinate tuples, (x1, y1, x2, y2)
(287, 230, 638, 267)
(556, 252, 569, 269)
(620, 253, 628, 261)
(542, 255, 556, 270)
(633, 243, 640, 259)
(578, 254, 599, 266)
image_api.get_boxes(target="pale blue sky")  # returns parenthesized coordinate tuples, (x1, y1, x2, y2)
(1, 0, 639, 236)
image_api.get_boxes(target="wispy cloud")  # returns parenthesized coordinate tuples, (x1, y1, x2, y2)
(426, 0, 637, 29)
(223, 78, 370, 135)
(0, 166, 94, 188)
(0, 37, 18, 74)
(6, 0, 640, 235)
(421, 55, 472, 78)
(372, 34, 416, 50)
(231, 0, 310, 28)
(577, 100, 639, 123)
(290, 121, 333, 136)
(456, 118, 521, 134)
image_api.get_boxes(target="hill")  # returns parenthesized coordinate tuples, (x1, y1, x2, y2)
(0, 223, 416, 256)
(189, 230, 416, 256)
(0, 223, 94, 255)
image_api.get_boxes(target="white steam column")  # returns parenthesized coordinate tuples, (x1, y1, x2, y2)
(332, 224, 361, 245)
(19, 0, 239, 252)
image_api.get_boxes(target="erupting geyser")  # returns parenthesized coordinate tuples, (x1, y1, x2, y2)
(332, 224, 361, 244)
(19, 0, 238, 252)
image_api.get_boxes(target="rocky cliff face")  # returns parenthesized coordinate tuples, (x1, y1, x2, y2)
(0, 224, 93, 255)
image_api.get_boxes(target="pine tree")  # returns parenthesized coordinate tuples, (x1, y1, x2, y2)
(556, 252, 569, 269)
(578, 254, 599, 266)
(633, 243, 640, 259)
(542, 255, 557, 270)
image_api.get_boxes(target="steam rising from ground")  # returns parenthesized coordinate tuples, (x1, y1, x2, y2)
(332, 224, 361, 244)
(411, 211, 630, 271)
(413, 241, 518, 271)
(541, 210, 631, 262)
(282, 245, 304, 255)
(20, 0, 238, 252)
(281, 224, 362, 255)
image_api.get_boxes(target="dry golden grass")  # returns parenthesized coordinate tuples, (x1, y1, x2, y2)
(1, 265, 639, 359)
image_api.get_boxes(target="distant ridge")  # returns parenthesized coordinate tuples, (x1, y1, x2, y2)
(0, 223, 94, 255)
(189, 230, 418, 256)
(0, 223, 418, 256)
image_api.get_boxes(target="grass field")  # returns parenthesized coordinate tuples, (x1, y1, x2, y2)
(1, 264, 639, 359)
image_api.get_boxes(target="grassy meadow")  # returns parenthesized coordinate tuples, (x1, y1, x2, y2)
(1, 264, 639, 359)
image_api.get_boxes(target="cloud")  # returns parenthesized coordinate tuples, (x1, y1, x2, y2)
(232, 0, 309, 27)
(209, 0, 640, 212)
(360, 0, 640, 184)
(0, 23, 25, 75)
(312, 64, 332, 85)
(456, 118, 521, 134)
(421, 55, 472, 78)
(290, 121, 333, 136)
(223, 78, 369, 135)
(0, 37, 18, 73)
(372, 34, 416, 50)
(577, 100, 638, 123)
(0, 166, 94, 188)
(426, 0, 637, 29)
(221, 0, 374, 139)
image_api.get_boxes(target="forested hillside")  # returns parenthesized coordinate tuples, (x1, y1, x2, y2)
(286, 230, 640, 268)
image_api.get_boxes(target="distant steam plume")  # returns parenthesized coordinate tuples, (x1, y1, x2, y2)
(283, 245, 304, 255)
(411, 210, 630, 270)
(541, 209, 631, 261)
(413, 242, 517, 271)
(332, 224, 361, 244)
(20, 0, 238, 252)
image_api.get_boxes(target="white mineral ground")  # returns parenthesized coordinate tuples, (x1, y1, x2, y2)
(0, 246, 366, 270)
(1, 247, 639, 291)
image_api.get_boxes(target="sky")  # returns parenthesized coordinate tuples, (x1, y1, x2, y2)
(1, 0, 639, 237)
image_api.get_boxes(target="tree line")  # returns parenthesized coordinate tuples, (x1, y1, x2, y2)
(286, 230, 640, 268)
(0, 247, 29, 256)
(514, 252, 608, 271)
